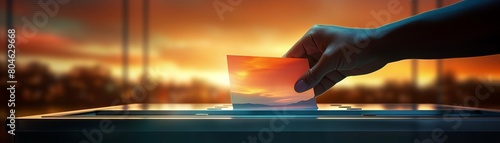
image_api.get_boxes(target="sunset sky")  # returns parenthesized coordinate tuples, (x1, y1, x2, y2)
(2, 0, 499, 88)
(227, 55, 314, 105)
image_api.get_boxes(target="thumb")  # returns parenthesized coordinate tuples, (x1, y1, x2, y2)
(294, 55, 332, 93)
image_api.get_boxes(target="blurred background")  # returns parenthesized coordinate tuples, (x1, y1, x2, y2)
(1, 0, 500, 121)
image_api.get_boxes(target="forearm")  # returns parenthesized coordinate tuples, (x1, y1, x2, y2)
(375, 0, 500, 62)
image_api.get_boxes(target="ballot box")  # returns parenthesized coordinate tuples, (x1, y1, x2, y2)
(13, 103, 500, 143)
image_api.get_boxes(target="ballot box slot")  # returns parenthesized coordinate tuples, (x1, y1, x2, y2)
(58, 109, 500, 117)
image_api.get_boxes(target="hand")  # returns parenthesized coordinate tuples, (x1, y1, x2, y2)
(284, 25, 390, 96)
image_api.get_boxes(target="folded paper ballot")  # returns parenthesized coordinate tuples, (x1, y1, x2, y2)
(227, 55, 317, 110)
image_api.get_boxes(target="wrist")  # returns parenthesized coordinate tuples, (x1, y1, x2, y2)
(369, 25, 409, 63)
(363, 27, 402, 64)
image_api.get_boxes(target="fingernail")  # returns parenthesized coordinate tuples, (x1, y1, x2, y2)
(294, 79, 309, 92)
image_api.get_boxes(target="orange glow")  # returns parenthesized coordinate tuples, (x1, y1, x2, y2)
(8, 0, 499, 88)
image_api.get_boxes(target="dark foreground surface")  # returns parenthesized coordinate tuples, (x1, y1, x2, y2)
(12, 103, 500, 143)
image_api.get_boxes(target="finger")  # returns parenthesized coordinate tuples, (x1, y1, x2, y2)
(324, 70, 346, 83)
(294, 53, 333, 93)
(314, 71, 346, 96)
(283, 34, 320, 58)
(283, 37, 307, 58)
(313, 82, 328, 97)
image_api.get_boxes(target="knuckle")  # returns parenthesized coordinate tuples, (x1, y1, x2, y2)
(305, 69, 319, 84)
(309, 25, 325, 35)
